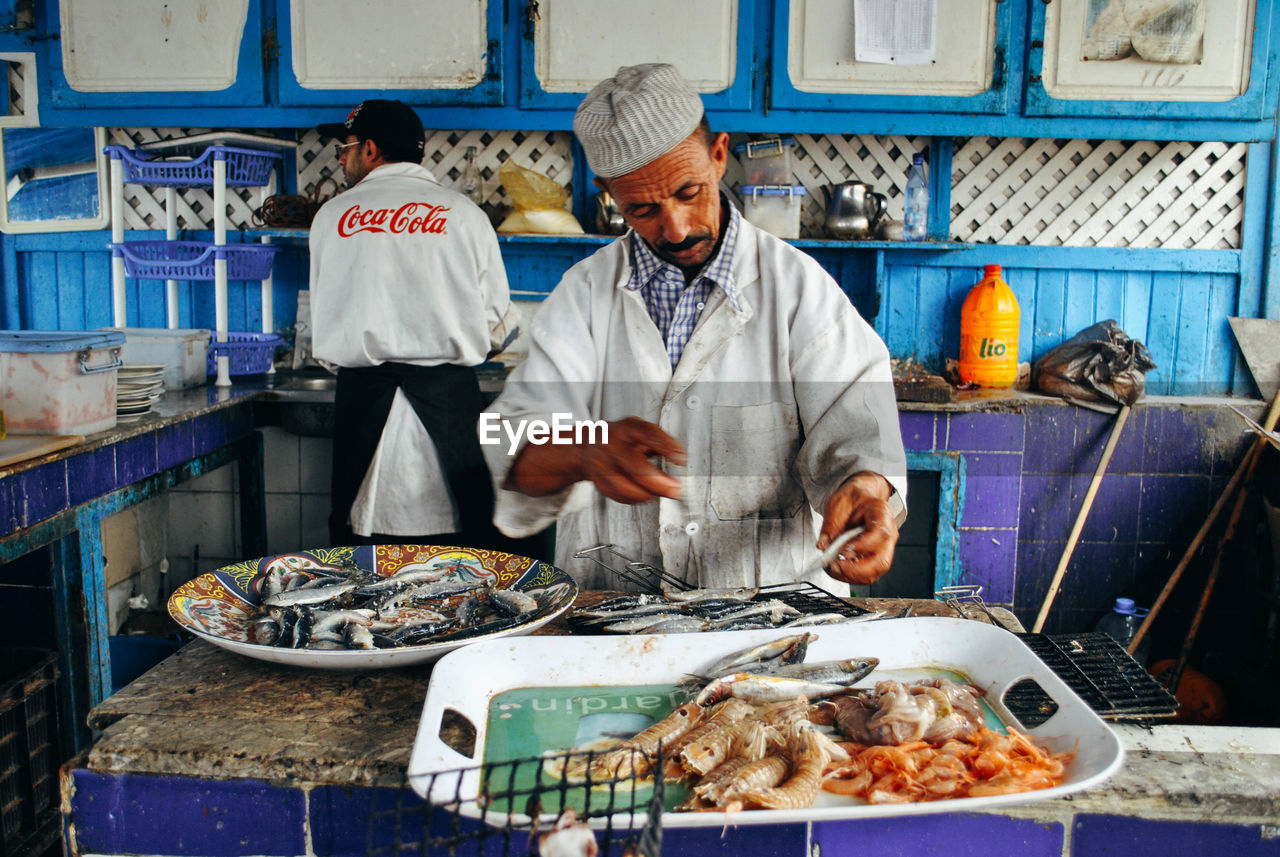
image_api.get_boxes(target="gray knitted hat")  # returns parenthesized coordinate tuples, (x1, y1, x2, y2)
(573, 63, 705, 179)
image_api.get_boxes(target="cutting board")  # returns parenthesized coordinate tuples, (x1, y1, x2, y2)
(0, 434, 83, 469)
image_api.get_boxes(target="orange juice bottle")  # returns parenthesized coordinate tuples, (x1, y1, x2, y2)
(959, 264, 1019, 388)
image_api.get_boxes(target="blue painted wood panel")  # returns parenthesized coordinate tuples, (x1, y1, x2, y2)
(877, 247, 1249, 395)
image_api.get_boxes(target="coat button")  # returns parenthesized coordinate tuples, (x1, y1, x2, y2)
(685, 521, 700, 536)
(686, 395, 701, 409)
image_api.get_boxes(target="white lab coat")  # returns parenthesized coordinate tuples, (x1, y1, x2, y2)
(484, 218, 907, 592)
(309, 162, 517, 536)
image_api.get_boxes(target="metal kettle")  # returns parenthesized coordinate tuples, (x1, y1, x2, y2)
(823, 182, 887, 240)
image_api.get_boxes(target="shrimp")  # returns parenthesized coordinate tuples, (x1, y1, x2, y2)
(590, 702, 703, 780)
(695, 754, 791, 806)
(731, 725, 830, 810)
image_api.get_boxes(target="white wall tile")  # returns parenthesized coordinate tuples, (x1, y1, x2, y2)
(262, 427, 301, 493)
(299, 436, 332, 493)
(300, 493, 331, 550)
(166, 490, 238, 560)
(267, 493, 302, 555)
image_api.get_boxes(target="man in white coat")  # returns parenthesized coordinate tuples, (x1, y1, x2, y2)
(311, 99, 522, 551)
(482, 65, 907, 592)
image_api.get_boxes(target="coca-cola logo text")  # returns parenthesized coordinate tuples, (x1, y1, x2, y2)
(337, 202, 450, 237)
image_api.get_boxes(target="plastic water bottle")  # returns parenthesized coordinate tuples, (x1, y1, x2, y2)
(903, 152, 929, 241)
(959, 264, 1020, 388)
(460, 146, 484, 206)
(1094, 597, 1152, 667)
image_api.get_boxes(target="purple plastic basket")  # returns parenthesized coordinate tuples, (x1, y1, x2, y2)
(207, 332, 284, 376)
(104, 144, 281, 188)
(110, 241, 279, 281)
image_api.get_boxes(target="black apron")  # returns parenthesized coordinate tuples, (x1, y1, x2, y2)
(329, 362, 515, 552)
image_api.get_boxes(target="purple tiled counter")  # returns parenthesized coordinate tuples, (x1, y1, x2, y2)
(0, 381, 271, 754)
(65, 642, 1280, 857)
(897, 393, 1264, 641)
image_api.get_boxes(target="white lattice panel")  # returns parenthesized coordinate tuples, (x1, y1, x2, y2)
(108, 127, 274, 230)
(725, 133, 930, 237)
(951, 137, 1245, 249)
(7, 60, 23, 117)
(298, 128, 576, 210)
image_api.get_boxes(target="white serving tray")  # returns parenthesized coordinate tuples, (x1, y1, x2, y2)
(408, 617, 1124, 827)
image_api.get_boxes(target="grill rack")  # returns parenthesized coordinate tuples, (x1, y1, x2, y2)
(1013, 632, 1179, 723)
(569, 543, 871, 633)
(373, 747, 663, 857)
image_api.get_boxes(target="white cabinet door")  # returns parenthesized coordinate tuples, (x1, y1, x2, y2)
(531, 0, 738, 94)
(787, 0, 997, 96)
(289, 0, 488, 90)
(1040, 0, 1254, 102)
(59, 0, 249, 92)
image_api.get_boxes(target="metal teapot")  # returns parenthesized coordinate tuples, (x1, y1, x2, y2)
(823, 182, 887, 240)
(594, 191, 627, 235)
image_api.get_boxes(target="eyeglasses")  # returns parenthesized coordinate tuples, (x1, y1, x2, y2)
(333, 140, 361, 158)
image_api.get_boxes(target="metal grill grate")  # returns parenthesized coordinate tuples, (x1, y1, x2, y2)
(371, 749, 663, 857)
(1013, 632, 1178, 722)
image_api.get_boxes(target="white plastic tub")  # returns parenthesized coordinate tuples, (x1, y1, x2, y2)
(0, 330, 124, 435)
(741, 184, 807, 239)
(112, 328, 212, 390)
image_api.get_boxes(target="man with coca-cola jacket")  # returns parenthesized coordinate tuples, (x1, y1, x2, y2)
(310, 99, 521, 551)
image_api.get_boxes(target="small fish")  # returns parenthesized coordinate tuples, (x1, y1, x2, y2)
(694, 672, 851, 706)
(640, 616, 709, 634)
(352, 566, 454, 595)
(262, 581, 357, 609)
(600, 612, 691, 633)
(768, 657, 879, 686)
(488, 588, 538, 617)
(663, 587, 758, 603)
(695, 633, 816, 680)
(344, 623, 376, 650)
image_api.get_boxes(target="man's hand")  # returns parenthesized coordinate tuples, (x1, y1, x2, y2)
(506, 416, 687, 504)
(818, 471, 899, 586)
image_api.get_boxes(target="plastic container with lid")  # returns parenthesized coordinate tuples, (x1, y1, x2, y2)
(959, 264, 1020, 388)
(733, 137, 796, 186)
(1094, 597, 1152, 667)
(740, 184, 807, 239)
(0, 330, 124, 435)
(111, 327, 212, 390)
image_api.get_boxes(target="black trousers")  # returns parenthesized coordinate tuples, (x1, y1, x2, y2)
(328, 362, 544, 558)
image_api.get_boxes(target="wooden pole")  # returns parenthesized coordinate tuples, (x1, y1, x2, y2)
(1033, 404, 1132, 634)
(1128, 387, 1280, 654)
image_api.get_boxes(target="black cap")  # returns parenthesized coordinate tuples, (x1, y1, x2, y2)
(317, 99, 425, 162)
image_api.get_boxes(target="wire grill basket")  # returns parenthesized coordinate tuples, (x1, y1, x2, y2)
(380, 748, 663, 857)
(104, 144, 281, 188)
(1013, 632, 1179, 723)
(568, 544, 870, 633)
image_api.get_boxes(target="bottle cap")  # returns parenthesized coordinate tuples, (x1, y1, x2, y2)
(912, 153, 924, 165)
(1114, 597, 1137, 614)
(983, 264, 1002, 275)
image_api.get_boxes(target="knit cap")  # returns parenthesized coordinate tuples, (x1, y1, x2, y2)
(573, 63, 704, 179)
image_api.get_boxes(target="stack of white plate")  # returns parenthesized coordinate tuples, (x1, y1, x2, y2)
(117, 363, 165, 421)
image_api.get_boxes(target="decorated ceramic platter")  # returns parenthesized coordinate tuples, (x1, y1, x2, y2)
(167, 544, 578, 669)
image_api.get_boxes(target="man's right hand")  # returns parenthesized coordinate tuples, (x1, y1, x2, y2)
(505, 416, 687, 504)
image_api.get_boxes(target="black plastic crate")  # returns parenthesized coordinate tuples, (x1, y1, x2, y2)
(0, 649, 60, 857)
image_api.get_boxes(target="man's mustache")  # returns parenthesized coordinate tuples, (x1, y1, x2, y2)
(657, 233, 712, 254)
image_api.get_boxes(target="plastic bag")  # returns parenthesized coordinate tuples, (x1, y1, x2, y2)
(1034, 320, 1156, 407)
(1082, 0, 1205, 64)
(496, 160, 584, 235)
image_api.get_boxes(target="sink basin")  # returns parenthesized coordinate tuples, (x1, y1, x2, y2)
(264, 372, 336, 436)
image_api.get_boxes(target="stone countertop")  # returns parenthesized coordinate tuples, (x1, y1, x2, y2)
(82, 595, 1280, 824)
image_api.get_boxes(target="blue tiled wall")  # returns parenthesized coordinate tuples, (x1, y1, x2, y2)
(903, 400, 1255, 640)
